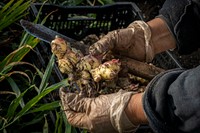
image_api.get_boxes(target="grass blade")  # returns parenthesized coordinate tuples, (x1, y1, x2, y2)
(20, 114, 44, 127)
(14, 79, 68, 121)
(43, 115, 49, 133)
(0, 44, 39, 72)
(0, 71, 30, 82)
(6, 77, 25, 108)
(61, 108, 78, 133)
(0, 0, 14, 15)
(1, 61, 35, 75)
(39, 54, 55, 93)
(27, 101, 60, 114)
(54, 111, 60, 133)
(6, 87, 30, 121)
(0, 0, 31, 31)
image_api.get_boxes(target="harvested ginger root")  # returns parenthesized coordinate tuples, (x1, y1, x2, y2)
(51, 36, 122, 97)
(90, 59, 121, 82)
(76, 55, 102, 71)
(51, 36, 84, 73)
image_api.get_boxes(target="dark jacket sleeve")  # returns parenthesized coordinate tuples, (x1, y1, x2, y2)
(157, 0, 200, 55)
(143, 65, 200, 133)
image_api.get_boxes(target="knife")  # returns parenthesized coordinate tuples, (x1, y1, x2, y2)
(20, 19, 89, 54)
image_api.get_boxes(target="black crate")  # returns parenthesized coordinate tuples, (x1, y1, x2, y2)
(30, 2, 143, 41)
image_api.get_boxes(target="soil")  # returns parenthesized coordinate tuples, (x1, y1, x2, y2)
(174, 48, 200, 69)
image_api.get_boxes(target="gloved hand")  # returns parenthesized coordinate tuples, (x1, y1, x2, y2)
(59, 87, 139, 133)
(89, 20, 154, 62)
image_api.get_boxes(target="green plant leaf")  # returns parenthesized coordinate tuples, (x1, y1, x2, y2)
(0, 44, 39, 72)
(39, 54, 55, 93)
(43, 115, 48, 133)
(61, 107, 78, 133)
(14, 79, 68, 121)
(0, 0, 14, 16)
(11, 40, 39, 62)
(27, 101, 60, 114)
(1, 61, 35, 75)
(81, 129, 88, 133)
(0, 0, 31, 31)
(0, 71, 30, 82)
(2, 0, 23, 16)
(6, 87, 30, 121)
(20, 114, 44, 127)
(54, 111, 61, 133)
(0, 116, 7, 130)
(19, 32, 40, 47)
(7, 77, 25, 108)
(57, 113, 63, 133)
(2, 79, 67, 129)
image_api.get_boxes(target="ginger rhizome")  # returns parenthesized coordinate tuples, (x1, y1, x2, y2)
(51, 36, 122, 97)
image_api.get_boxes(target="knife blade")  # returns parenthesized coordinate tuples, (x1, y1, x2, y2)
(20, 19, 88, 92)
(20, 19, 89, 54)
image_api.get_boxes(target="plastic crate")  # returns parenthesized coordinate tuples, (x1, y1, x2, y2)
(30, 2, 143, 41)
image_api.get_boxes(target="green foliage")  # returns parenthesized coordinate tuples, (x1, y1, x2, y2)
(0, 54, 69, 131)
(0, 0, 77, 132)
(0, 0, 31, 31)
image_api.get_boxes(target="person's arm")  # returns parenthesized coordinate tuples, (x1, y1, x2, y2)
(147, 18, 176, 55)
(143, 66, 200, 133)
(123, 17, 177, 126)
(124, 65, 200, 133)
(125, 93, 148, 125)
(158, 0, 200, 54)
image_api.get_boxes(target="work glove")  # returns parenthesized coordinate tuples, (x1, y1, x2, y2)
(89, 20, 154, 62)
(59, 87, 139, 133)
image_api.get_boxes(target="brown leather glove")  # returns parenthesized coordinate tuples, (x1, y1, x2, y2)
(59, 88, 139, 133)
(89, 21, 154, 62)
